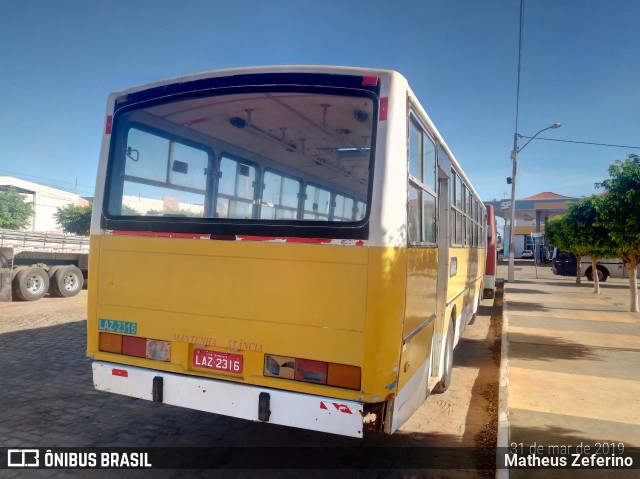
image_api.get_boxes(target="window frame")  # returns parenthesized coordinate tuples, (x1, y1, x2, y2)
(407, 112, 438, 246)
(215, 153, 260, 220)
(260, 168, 303, 221)
(108, 122, 216, 218)
(303, 182, 333, 221)
(101, 77, 379, 240)
(450, 169, 483, 248)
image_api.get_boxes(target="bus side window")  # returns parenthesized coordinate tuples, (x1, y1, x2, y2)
(408, 185, 420, 242)
(355, 200, 366, 221)
(217, 155, 257, 219)
(304, 184, 331, 221)
(334, 194, 355, 222)
(422, 192, 436, 243)
(261, 170, 301, 220)
(407, 114, 437, 245)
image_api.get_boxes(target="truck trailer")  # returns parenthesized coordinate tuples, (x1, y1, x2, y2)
(0, 228, 88, 301)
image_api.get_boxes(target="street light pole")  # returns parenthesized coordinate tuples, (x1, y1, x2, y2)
(507, 133, 519, 282)
(507, 123, 561, 282)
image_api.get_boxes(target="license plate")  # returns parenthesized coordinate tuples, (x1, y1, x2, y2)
(193, 349, 243, 374)
(98, 319, 137, 335)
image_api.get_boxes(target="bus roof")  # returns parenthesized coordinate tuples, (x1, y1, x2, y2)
(109, 65, 404, 98)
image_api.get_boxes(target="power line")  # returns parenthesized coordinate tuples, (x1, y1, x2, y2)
(514, 0, 526, 135)
(0, 169, 95, 192)
(0, 171, 88, 189)
(517, 135, 640, 150)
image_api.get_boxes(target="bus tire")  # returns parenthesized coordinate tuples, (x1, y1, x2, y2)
(50, 265, 84, 297)
(483, 288, 495, 299)
(12, 266, 50, 301)
(433, 318, 454, 394)
(586, 266, 608, 283)
(470, 291, 481, 325)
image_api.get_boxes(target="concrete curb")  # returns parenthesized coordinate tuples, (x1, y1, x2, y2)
(495, 280, 510, 479)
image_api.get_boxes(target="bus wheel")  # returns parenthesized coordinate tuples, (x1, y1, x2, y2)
(470, 292, 481, 325)
(12, 266, 50, 301)
(433, 318, 454, 394)
(50, 265, 84, 297)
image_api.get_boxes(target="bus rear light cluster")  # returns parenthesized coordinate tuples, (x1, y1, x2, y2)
(99, 332, 171, 362)
(264, 354, 361, 390)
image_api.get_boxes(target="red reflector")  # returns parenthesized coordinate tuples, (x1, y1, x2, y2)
(105, 115, 113, 134)
(294, 358, 328, 384)
(362, 76, 379, 86)
(112, 369, 128, 377)
(122, 336, 146, 358)
(379, 97, 389, 121)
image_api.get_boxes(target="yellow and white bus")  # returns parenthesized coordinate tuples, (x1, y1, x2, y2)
(87, 66, 486, 438)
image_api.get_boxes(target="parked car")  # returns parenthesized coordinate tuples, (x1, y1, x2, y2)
(521, 249, 534, 259)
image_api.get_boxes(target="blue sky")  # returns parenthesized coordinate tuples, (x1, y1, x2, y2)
(2, 0, 639, 211)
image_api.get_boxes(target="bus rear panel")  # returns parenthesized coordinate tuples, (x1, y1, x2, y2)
(87, 67, 485, 437)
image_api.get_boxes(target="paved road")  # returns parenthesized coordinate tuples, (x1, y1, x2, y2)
(496, 258, 556, 281)
(0, 291, 501, 478)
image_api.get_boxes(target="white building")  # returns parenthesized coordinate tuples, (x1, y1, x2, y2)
(0, 176, 90, 233)
(122, 195, 204, 215)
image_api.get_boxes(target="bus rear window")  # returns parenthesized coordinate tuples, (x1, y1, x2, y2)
(105, 88, 375, 234)
(114, 128, 209, 217)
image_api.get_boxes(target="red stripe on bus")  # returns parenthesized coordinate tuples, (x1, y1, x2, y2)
(111, 230, 211, 239)
(239, 236, 366, 246)
(105, 115, 113, 134)
(110, 231, 365, 245)
(238, 235, 332, 244)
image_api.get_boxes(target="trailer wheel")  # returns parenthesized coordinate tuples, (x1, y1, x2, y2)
(50, 265, 84, 297)
(47, 265, 63, 278)
(11, 266, 23, 280)
(586, 266, 609, 283)
(12, 266, 50, 301)
(433, 317, 455, 394)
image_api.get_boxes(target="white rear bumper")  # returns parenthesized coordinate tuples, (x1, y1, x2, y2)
(92, 361, 364, 438)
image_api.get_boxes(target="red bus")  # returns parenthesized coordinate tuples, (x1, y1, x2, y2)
(483, 204, 497, 298)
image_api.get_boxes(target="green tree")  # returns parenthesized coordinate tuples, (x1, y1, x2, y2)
(544, 215, 567, 253)
(563, 196, 618, 293)
(121, 204, 139, 215)
(54, 204, 92, 236)
(545, 214, 585, 284)
(0, 187, 33, 229)
(596, 154, 640, 312)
